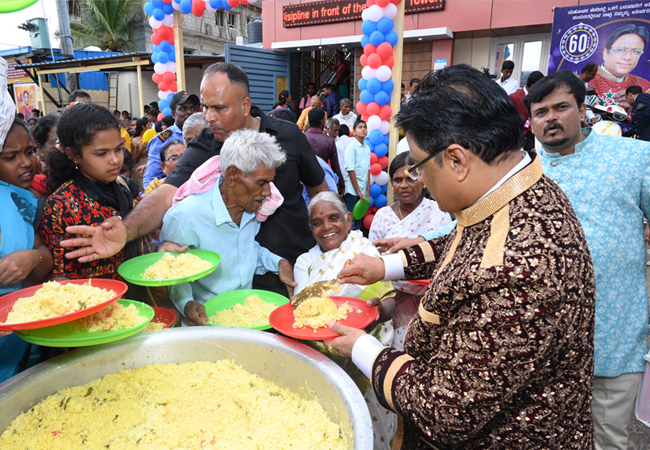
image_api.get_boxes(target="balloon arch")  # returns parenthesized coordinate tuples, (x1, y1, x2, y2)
(142, 0, 402, 227)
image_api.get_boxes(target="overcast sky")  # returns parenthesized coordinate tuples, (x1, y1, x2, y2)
(0, 1, 60, 51)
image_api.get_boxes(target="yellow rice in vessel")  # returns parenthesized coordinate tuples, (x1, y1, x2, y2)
(0, 360, 346, 450)
(2, 281, 115, 325)
(293, 296, 353, 330)
(142, 321, 166, 331)
(71, 302, 147, 333)
(142, 253, 212, 281)
(208, 294, 278, 327)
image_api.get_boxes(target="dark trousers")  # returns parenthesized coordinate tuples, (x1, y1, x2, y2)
(253, 272, 288, 297)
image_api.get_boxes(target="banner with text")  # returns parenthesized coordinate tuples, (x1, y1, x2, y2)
(283, 0, 443, 28)
(550, 0, 650, 110)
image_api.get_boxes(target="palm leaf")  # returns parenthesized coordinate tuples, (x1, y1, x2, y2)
(70, 0, 142, 52)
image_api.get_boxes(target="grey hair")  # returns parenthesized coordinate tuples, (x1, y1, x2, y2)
(326, 118, 340, 130)
(339, 98, 352, 107)
(182, 112, 208, 142)
(219, 128, 286, 176)
(307, 191, 349, 229)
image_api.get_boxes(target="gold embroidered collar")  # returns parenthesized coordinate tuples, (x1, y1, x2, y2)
(456, 153, 543, 227)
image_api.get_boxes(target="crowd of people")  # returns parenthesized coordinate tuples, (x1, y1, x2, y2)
(1, 47, 649, 450)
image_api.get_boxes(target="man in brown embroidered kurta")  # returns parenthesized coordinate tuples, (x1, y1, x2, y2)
(330, 65, 596, 449)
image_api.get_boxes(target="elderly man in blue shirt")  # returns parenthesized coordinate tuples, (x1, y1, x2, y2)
(159, 128, 296, 326)
(526, 70, 650, 450)
(143, 91, 199, 186)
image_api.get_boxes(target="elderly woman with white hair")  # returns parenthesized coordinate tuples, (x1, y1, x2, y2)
(294, 191, 397, 450)
(181, 112, 208, 146)
(159, 128, 297, 326)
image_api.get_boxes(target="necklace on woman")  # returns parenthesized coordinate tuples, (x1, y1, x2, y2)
(397, 202, 404, 220)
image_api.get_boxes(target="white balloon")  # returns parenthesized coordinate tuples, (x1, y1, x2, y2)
(366, 5, 383, 22)
(361, 8, 369, 22)
(149, 16, 162, 29)
(163, 61, 177, 73)
(376, 65, 392, 82)
(172, 1, 180, 10)
(369, 174, 377, 185)
(204, 0, 216, 12)
(162, 14, 174, 27)
(375, 171, 389, 185)
(158, 90, 171, 100)
(248, 0, 258, 3)
(383, 3, 397, 20)
(380, 120, 390, 135)
(362, 66, 377, 81)
(367, 115, 382, 131)
(154, 62, 165, 74)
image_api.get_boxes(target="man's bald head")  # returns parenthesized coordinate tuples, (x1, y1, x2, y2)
(310, 95, 322, 108)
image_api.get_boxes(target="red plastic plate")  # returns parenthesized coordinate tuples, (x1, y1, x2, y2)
(151, 306, 177, 329)
(408, 279, 431, 286)
(0, 279, 127, 331)
(269, 296, 378, 340)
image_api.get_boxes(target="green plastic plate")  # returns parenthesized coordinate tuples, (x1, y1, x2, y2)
(352, 198, 370, 220)
(14, 300, 154, 347)
(117, 249, 221, 287)
(204, 289, 290, 331)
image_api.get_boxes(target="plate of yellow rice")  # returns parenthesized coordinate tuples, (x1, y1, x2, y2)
(204, 289, 289, 330)
(117, 249, 221, 286)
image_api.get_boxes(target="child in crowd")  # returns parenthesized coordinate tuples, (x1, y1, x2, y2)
(0, 74, 54, 381)
(40, 103, 143, 286)
(343, 120, 371, 230)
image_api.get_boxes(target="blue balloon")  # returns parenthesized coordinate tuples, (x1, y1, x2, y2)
(366, 78, 381, 95)
(377, 17, 394, 34)
(385, 31, 398, 46)
(365, 139, 374, 152)
(222, 1, 232, 10)
(369, 31, 384, 47)
(180, 0, 192, 14)
(360, 89, 374, 105)
(152, 0, 163, 7)
(361, 20, 377, 37)
(159, 99, 170, 110)
(162, 3, 174, 14)
(380, 183, 387, 194)
(369, 183, 381, 197)
(174, 0, 181, 3)
(160, 40, 171, 52)
(153, 44, 161, 53)
(158, 52, 169, 64)
(369, 129, 383, 145)
(168, 51, 176, 62)
(361, 35, 370, 47)
(383, 134, 390, 145)
(374, 90, 390, 105)
(209, 0, 222, 8)
(381, 79, 394, 94)
(167, 93, 175, 101)
(368, 196, 374, 208)
(144, 1, 155, 16)
(153, 8, 165, 21)
(163, 107, 172, 116)
(374, 194, 387, 208)
(151, 52, 160, 64)
(374, 143, 388, 157)
(358, 78, 368, 91)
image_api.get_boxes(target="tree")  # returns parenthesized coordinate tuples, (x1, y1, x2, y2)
(69, 0, 142, 52)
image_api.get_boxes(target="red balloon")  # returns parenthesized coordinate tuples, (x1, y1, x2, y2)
(157, 113, 164, 121)
(363, 44, 377, 56)
(151, 33, 162, 45)
(378, 156, 389, 169)
(390, 0, 402, 4)
(162, 0, 172, 3)
(240, 0, 249, 3)
(382, 56, 395, 68)
(168, 35, 174, 45)
(370, 163, 382, 176)
(192, 5, 204, 17)
(370, 206, 379, 214)
(362, 214, 375, 230)
(168, 81, 177, 92)
(370, 152, 378, 164)
(366, 101, 380, 116)
(361, 114, 369, 122)
(360, 53, 368, 67)
(367, 0, 376, 6)
(161, 26, 173, 39)
(367, 53, 382, 69)
(378, 105, 392, 121)
(158, 81, 169, 92)
(356, 101, 367, 116)
(377, 42, 393, 60)
(152, 73, 163, 84)
(162, 71, 175, 84)
(227, 0, 240, 7)
(376, 0, 390, 6)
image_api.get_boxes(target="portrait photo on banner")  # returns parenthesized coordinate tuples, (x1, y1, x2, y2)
(12, 83, 38, 121)
(549, 0, 650, 111)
